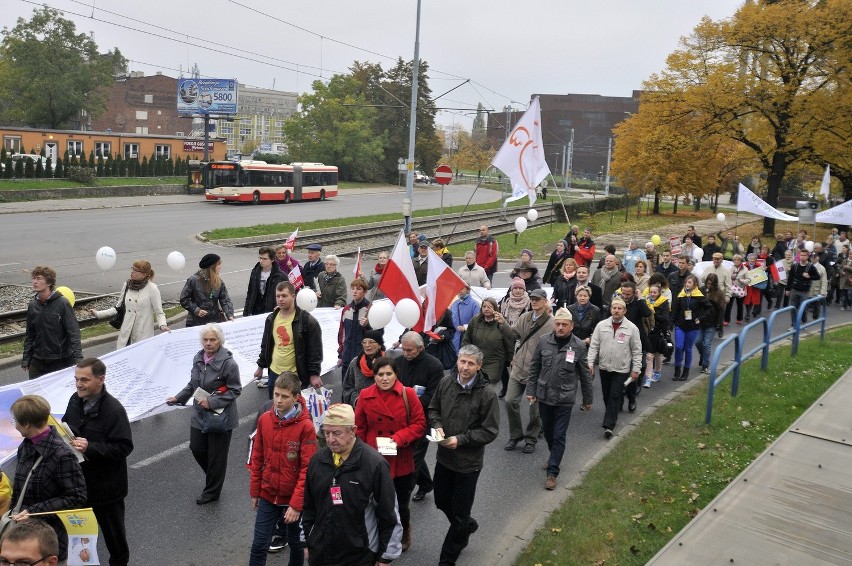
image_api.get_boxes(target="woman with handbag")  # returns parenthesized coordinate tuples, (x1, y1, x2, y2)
(354, 357, 426, 552)
(90, 260, 169, 347)
(167, 324, 242, 504)
(642, 283, 670, 387)
(180, 254, 235, 327)
(5, 395, 87, 563)
(726, 254, 747, 325)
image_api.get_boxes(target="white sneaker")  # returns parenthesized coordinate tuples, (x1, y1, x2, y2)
(643, 377, 652, 388)
(256, 378, 268, 388)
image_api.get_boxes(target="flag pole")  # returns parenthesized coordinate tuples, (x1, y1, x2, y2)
(547, 173, 570, 226)
(445, 174, 486, 245)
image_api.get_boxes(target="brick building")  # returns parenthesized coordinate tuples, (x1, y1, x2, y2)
(487, 92, 640, 181)
(90, 72, 192, 136)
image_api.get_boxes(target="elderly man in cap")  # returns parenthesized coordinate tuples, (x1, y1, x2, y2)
(302, 404, 401, 566)
(588, 298, 643, 439)
(302, 244, 324, 290)
(504, 288, 553, 455)
(525, 308, 592, 490)
(413, 240, 430, 286)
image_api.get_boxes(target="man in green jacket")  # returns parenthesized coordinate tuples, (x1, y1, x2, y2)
(428, 344, 499, 566)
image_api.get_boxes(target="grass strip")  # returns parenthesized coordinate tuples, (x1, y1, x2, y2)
(0, 177, 186, 190)
(516, 325, 852, 565)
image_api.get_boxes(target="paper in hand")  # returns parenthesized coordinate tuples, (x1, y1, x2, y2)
(426, 428, 446, 443)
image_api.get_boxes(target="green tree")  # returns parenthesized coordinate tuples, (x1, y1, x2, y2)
(14, 158, 24, 178)
(0, 7, 125, 128)
(3, 158, 12, 179)
(54, 158, 63, 178)
(45, 157, 53, 178)
(471, 103, 487, 141)
(35, 159, 44, 178)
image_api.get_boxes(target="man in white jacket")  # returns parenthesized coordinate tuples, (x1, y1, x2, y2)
(457, 251, 492, 289)
(587, 298, 642, 439)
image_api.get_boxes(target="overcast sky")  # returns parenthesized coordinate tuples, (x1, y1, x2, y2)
(5, 0, 744, 128)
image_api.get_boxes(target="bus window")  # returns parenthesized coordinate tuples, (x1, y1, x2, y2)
(211, 168, 240, 188)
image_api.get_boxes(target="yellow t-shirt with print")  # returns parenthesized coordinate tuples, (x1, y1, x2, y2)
(270, 311, 297, 374)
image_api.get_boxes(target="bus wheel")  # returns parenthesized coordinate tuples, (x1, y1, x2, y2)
(252, 191, 261, 204)
(284, 192, 291, 204)
(320, 189, 326, 201)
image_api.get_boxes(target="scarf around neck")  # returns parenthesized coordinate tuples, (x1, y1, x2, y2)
(127, 278, 149, 291)
(359, 350, 385, 378)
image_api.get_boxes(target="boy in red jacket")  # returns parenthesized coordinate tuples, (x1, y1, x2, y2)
(248, 372, 317, 566)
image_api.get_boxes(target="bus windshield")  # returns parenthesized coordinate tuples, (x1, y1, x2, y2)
(207, 164, 242, 188)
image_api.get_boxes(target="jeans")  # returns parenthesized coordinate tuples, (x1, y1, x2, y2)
(434, 462, 480, 565)
(696, 327, 715, 369)
(674, 327, 700, 368)
(789, 289, 810, 325)
(504, 377, 541, 443)
(249, 498, 304, 566)
(538, 403, 573, 477)
(599, 370, 629, 430)
(266, 369, 280, 400)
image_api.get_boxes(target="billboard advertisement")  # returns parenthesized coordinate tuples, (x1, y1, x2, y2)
(178, 78, 238, 116)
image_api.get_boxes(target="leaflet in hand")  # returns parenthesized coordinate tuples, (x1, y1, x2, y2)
(376, 437, 397, 456)
(426, 428, 446, 443)
(193, 387, 224, 414)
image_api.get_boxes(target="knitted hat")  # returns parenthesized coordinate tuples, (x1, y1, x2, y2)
(363, 329, 384, 346)
(511, 277, 525, 290)
(322, 404, 355, 427)
(521, 248, 533, 259)
(553, 307, 573, 321)
(199, 254, 220, 269)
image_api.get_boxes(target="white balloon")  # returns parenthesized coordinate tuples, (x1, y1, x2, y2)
(515, 216, 528, 233)
(166, 251, 186, 271)
(296, 288, 318, 312)
(95, 246, 116, 270)
(692, 247, 704, 261)
(804, 240, 814, 252)
(527, 208, 539, 222)
(716, 212, 726, 222)
(395, 298, 421, 328)
(367, 300, 394, 329)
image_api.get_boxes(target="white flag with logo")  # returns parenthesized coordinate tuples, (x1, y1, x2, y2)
(492, 96, 550, 207)
(819, 165, 831, 203)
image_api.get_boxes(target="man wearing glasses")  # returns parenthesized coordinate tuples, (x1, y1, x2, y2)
(0, 519, 59, 566)
(302, 404, 401, 565)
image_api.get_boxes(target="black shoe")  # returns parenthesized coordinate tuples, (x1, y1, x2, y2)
(268, 536, 287, 553)
(663, 356, 672, 365)
(628, 399, 637, 412)
(412, 487, 432, 502)
(469, 518, 479, 535)
(504, 439, 520, 451)
(196, 495, 219, 505)
(498, 389, 507, 399)
(680, 368, 690, 381)
(604, 429, 613, 439)
(673, 366, 682, 380)
(522, 442, 536, 454)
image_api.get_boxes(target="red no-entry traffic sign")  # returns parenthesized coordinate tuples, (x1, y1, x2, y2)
(434, 165, 453, 185)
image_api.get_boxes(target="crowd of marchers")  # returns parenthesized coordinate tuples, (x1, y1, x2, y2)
(3, 223, 849, 566)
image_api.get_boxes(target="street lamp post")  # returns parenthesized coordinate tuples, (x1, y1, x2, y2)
(403, 0, 422, 236)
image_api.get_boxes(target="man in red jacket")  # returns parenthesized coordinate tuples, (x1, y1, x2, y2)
(574, 228, 596, 268)
(475, 225, 499, 282)
(248, 372, 317, 566)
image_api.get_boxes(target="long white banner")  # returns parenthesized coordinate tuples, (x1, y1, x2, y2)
(816, 199, 852, 225)
(737, 183, 798, 221)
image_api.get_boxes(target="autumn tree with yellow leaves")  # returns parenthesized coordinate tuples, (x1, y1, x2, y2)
(611, 0, 851, 233)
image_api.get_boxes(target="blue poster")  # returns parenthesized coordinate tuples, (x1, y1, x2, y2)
(0, 388, 24, 465)
(177, 78, 238, 116)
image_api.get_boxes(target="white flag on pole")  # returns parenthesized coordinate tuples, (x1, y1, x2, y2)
(492, 96, 551, 207)
(736, 183, 798, 221)
(819, 165, 831, 203)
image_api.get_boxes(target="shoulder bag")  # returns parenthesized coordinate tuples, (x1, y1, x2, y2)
(109, 285, 129, 329)
(0, 454, 44, 539)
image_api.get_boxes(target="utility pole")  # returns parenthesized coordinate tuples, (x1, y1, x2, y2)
(566, 129, 574, 189)
(403, 0, 422, 236)
(604, 137, 612, 197)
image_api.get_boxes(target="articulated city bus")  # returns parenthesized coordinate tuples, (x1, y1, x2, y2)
(203, 160, 338, 203)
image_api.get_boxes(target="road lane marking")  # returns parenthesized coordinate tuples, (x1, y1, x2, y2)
(130, 413, 256, 469)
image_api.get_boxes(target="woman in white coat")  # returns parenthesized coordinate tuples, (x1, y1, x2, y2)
(91, 260, 169, 347)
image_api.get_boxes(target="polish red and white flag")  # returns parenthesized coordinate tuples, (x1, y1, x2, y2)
(353, 247, 363, 278)
(288, 264, 304, 290)
(424, 248, 467, 329)
(285, 227, 299, 251)
(378, 230, 423, 330)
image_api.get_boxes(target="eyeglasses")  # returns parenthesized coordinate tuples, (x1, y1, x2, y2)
(130, 267, 144, 273)
(1, 556, 51, 566)
(361, 339, 378, 346)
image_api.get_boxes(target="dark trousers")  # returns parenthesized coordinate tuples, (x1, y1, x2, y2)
(412, 438, 433, 492)
(249, 498, 304, 566)
(92, 499, 129, 566)
(28, 356, 73, 380)
(599, 370, 629, 430)
(189, 427, 233, 499)
(790, 289, 810, 325)
(394, 474, 415, 529)
(433, 462, 480, 566)
(266, 369, 280, 400)
(538, 403, 573, 477)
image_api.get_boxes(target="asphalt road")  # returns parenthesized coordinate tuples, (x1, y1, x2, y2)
(1, 193, 849, 565)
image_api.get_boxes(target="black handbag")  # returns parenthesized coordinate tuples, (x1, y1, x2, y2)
(201, 404, 230, 434)
(109, 286, 128, 329)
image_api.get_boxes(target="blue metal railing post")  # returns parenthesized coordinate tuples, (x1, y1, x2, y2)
(705, 334, 741, 424)
(793, 296, 827, 356)
(764, 306, 796, 369)
(736, 318, 768, 395)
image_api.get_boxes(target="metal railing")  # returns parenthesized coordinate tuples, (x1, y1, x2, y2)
(705, 296, 827, 424)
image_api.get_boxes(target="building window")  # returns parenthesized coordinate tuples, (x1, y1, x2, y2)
(135, 126, 149, 134)
(124, 143, 139, 159)
(136, 110, 148, 120)
(3, 136, 22, 154)
(155, 144, 171, 159)
(144, 94, 154, 104)
(175, 131, 185, 137)
(95, 142, 112, 158)
(67, 140, 83, 156)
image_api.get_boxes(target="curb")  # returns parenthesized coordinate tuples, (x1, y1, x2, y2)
(0, 311, 188, 372)
(489, 319, 851, 566)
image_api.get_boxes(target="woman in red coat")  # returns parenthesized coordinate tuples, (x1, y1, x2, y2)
(354, 356, 426, 552)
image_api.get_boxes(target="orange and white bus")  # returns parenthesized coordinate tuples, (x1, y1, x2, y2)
(203, 160, 338, 203)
